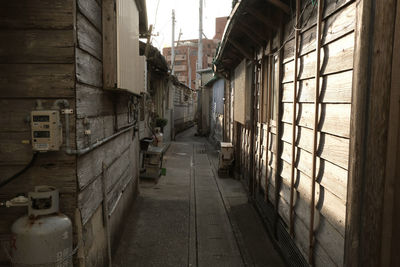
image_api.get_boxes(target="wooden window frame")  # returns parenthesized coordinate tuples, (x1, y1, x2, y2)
(261, 57, 269, 123)
(261, 54, 279, 125)
(270, 54, 278, 125)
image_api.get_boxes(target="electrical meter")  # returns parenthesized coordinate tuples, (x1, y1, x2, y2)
(31, 110, 62, 151)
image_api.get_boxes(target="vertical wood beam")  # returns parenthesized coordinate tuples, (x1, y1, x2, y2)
(309, 0, 323, 265)
(264, 40, 273, 202)
(344, 0, 374, 264)
(381, 2, 400, 265)
(258, 51, 265, 193)
(345, 0, 398, 266)
(253, 57, 260, 193)
(103, 0, 117, 89)
(273, 24, 283, 236)
(249, 56, 256, 198)
(289, 0, 300, 238)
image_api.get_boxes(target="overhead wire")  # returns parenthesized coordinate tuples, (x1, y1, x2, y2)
(153, 0, 160, 27)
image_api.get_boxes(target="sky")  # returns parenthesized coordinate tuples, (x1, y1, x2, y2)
(145, 0, 233, 50)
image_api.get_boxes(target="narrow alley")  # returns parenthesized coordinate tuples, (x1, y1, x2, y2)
(1, 0, 400, 266)
(113, 126, 285, 267)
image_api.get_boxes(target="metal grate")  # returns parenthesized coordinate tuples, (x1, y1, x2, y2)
(254, 194, 309, 267)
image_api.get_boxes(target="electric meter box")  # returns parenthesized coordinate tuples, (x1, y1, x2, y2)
(31, 110, 62, 151)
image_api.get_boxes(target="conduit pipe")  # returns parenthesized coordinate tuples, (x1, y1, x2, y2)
(65, 123, 136, 156)
(52, 99, 137, 156)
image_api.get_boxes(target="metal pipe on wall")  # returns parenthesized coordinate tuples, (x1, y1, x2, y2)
(51, 98, 137, 156)
(65, 123, 136, 156)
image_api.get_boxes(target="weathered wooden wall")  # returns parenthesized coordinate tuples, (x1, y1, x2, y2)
(174, 85, 195, 134)
(381, 3, 400, 266)
(148, 75, 175, 141)
(0, 0, 76, 263)
(262, 1, 353, 265)
(75, 0, 140, 265)
(229, 0, 356, 266)
(0, 0, 142, 265)
(138, 94, 151, 140)
(210, 79, 225, 143)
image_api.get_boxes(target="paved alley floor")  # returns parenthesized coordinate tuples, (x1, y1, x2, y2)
(113, 127, 285, 267)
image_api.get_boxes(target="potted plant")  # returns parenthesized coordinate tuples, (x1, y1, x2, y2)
(155, 117, 168, 132)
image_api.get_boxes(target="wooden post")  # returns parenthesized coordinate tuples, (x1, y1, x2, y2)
(309, 0, 323, 265)
(102, 0, 117, 89)
(273, 23, 283, 236)
(258, 51, 265, 193)
(254, 57, 262, 193)
(345, 0, 398, 266)
(381, 2, 400, 265)
(264, 40, 273, 202)
(289, 0, 300, 237)
(250, 59, 256, 198)
(344, 0, 374, 264)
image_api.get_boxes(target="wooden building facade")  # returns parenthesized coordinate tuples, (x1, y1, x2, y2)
(0, 0, 148, 265)
(215, 0, 400, 266)
(173, 82, 195, 135)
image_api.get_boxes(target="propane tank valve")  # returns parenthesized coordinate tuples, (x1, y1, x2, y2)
(5, 196, 29, 207)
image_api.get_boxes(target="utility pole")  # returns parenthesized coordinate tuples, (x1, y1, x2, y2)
(171, 9, 175, 75)
(196, 0, 203, 134)
(144, 24, 153, 58)
(188, 47, 191, 88)
(196, 0, 203, 89)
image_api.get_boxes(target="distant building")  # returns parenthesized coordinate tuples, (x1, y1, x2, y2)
(162, 17, 228, 89)
(213, 16, 227, 40)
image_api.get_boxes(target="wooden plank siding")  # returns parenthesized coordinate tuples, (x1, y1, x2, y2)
(0, 0, 142, 264)
(75, 0, 139, 227)
(74, 0, 141, 265)
(281, 1, 354, 264)
(0, 0, 76, 263)
(174, 84, 195, 133)
(237, 1, 356, 266)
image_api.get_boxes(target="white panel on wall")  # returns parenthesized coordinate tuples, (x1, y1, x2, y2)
(234, 59, 246, 124)
(116, 0, 142, 94)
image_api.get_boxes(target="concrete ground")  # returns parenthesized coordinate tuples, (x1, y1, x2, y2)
(113, 126, 285, 267)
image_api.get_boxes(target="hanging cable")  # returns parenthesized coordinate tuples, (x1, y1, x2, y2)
(275, 0, 315, 54)
(0, 152, 38, 189)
